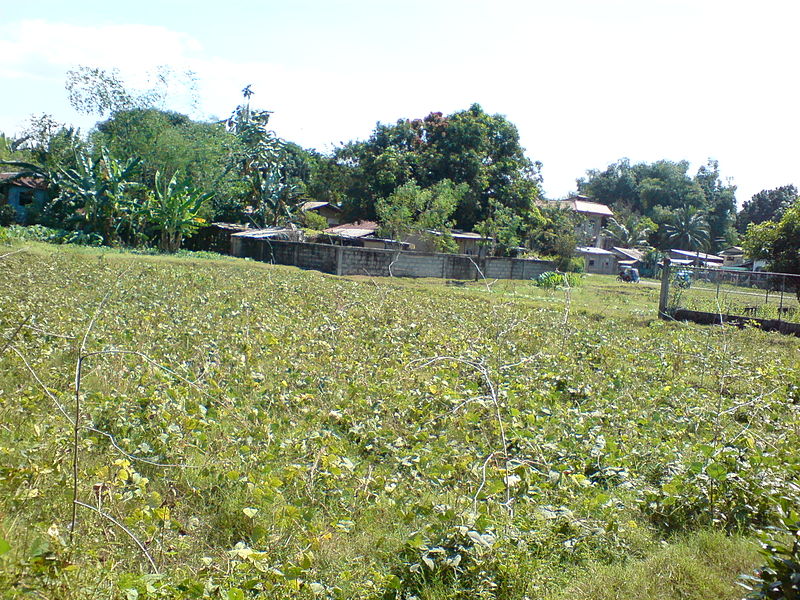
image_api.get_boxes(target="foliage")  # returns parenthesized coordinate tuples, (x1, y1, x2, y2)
(65, 65, 198, 118)
(603, 213, 657, 248)
(529, 205, 580, 263)
(577, 158, 736, 251)
(475, 200, 547, 256)
(300, 208, 328, 231)
(325, 104, 542, 230)
(664, 206, 710, 251)
(375, 179, 466, 251)
(3, 242, 798, 599)
(739, 506, 800, 600)
(54, 146, 142, 243)
(742, 199, 800, 284)
(738, 185, 798, 234)
(742, 221, 779, 262)
(146, 170, 209, 252)
(225, 86, 303, 227)
(534, 270, 584, 289)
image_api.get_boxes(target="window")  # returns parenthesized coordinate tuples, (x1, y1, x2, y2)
(588, 259, 595, 266)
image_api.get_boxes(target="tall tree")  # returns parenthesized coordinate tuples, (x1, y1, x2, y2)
(602, 213, 656, 248)
(664, 206, 710, 251)
(577, 157, 736, 251)
(737, 185, 798, 234)
(375, 179, 466, 252)
(324, 104, 541, 230)
(225, 86, 303, 227)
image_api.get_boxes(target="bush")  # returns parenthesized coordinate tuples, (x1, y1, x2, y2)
(0, 204, 16, 226)
(558, 255, 585, 273)
(740, 507, 800, 599)
(301, 209, 328, 231)
(534, 270, 584, 289)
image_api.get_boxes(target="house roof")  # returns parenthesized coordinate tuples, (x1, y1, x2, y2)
(547, 195, 613, 217)
(450, 231, 490, 241)
(324, 221, 379, 239)
(611, 246, 645, 261)
(0, 172, 48, 190)
(669, 249, 723, 262)
(301, 201, 342, 212)
(231, 227, 298, 240)
(576, 246, 615, 255)
(720, 246, 744, 256)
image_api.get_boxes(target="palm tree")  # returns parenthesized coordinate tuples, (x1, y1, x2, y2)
(603, 214, 655, 248)
(664, 206, 710, 251)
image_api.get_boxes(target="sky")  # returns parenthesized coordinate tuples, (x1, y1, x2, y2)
(1, 0, 798, 206)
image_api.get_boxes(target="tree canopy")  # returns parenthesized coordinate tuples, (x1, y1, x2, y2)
(577, 158, 737, 251)
(321, 104, 542, 231)
(737, 185, 798, 234)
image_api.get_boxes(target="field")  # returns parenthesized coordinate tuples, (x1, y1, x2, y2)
(2, 241, 799, 599)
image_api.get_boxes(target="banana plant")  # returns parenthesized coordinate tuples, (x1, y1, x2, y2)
(55, 147, 142, 243)
(147, 170, 209, 252)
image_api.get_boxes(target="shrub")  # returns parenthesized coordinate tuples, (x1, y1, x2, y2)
(0, 204, 16, 226)
(740, 507, 800, 599)
(534, 270, 584, 289)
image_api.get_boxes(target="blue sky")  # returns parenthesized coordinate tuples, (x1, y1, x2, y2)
(1, 0, 798, 205)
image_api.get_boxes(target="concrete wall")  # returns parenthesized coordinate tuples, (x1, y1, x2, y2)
(231, 237, 555, 281)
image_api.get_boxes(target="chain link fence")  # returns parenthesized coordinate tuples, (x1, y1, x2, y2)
(658, 262, 800, 334)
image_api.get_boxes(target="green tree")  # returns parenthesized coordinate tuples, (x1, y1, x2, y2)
(737, 185, 798, 234)
(577, 158, 736, 251)
(664, 206, 710, 251)
(54, 146, 142, 243)
(741, 220, 778, 263)
(327, 104, 541, 230)
(225, 86, 303, 227)
(375, 180, 466, 252)
(603, 213, 656, 248)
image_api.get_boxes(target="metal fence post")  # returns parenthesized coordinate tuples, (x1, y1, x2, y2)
(658, 258, 672, 319)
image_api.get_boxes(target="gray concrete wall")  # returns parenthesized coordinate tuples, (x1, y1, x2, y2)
(232, 238, 555, 281)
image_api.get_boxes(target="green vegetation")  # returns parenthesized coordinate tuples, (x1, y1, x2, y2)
(578, 158, 737, 253)
(2, 240, 799, 599)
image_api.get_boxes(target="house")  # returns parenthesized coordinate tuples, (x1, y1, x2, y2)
(0, 173, 48, 224)
(610, 246, 645, 268)
(543, 195, 614, 247)
(322, 221, 408, 250)
(300, 201, 342, 227)
(668, 249, 723, 268)
(719, 246, 746, 268)
(576, 246, 618, 275)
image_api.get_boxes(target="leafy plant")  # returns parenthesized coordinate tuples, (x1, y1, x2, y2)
(740, 506, 800, 599)
(147, 170, 209, 252)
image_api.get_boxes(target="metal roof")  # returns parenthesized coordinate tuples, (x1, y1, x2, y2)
(576, 246, 615, 255)
(324, 221, 379, 239)
(669, 249, 723, 262)
(301, 201, 341, 212)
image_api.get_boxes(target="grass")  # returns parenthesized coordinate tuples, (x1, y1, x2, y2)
(1, 240, 795, 599)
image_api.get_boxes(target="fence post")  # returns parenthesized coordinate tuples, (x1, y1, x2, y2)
(658, 258, 672, 319)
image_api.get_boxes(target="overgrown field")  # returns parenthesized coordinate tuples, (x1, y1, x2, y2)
(2, 242, 798, 599)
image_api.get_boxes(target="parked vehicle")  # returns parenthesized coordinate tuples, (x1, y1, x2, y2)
(617, 267, 640, 283)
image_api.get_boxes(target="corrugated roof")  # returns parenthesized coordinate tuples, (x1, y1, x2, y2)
(0, 172, 48, 190)
(572, 199, 614, 216)
(324, 221, 379, 239)
(301, 201, 341, 212)
(612, 246, 644, 261)
(576, 246, 615, 255)
(232, 227, 297, 239)
(670, 249, 723, 262)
